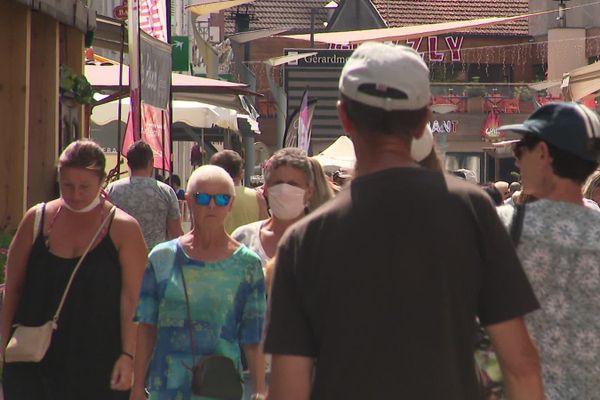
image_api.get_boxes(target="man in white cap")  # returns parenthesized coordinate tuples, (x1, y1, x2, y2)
(264, 42, 543, 400)
(497, 102, 600, 399)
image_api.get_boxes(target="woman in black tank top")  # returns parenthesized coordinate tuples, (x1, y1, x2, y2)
(0, 140, 147, 400)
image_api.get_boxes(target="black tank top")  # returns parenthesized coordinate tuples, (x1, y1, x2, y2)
(6, 204, 128, 400)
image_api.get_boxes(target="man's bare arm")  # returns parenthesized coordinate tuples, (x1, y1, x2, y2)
(266, 355, 314, 400)
(485, 317, 544, 400)
(166, 218, 184, 239)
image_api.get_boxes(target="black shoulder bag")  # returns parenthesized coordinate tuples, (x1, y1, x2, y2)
(179, 263, 244, 400)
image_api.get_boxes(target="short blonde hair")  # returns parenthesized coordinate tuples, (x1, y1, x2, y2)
(187, 165, 235, 196)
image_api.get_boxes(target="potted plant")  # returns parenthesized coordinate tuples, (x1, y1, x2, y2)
(60, 65, 96, 106)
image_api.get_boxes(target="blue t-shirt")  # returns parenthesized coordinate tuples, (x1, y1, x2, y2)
(135, 239, 266, 400)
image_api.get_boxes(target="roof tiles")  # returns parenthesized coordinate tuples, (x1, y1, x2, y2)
(224, 0, 329, 36)
(225, 0, 530, 37)
(372, 0, 530, 36)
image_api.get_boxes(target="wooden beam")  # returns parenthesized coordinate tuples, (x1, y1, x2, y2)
(28, 13, 59, 208)
(0, 2, 30, 230)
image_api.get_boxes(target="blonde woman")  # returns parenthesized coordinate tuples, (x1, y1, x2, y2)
(308, 158, 335, 212)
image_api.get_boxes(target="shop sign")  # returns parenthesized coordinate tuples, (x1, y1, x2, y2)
(113, 0, 128, 20)
(406, 36, 464, 62)
(429, 120, 459, 134)
(286, 49, 351, 68)
(328, 36, 464, 62)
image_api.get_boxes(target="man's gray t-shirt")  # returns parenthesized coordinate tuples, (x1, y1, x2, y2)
(498, 200, 600, 399)
(107, 176, 181, 249)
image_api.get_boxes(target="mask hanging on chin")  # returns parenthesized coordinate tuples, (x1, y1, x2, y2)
(267, 183, 307, 220)
(60, 189, 102, 213)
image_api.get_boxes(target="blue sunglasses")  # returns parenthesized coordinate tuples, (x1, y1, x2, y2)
(194, 192, 231, 207)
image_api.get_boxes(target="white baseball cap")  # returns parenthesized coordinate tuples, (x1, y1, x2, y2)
(339, 42, 431, 111)
(411, 124, 434, 162)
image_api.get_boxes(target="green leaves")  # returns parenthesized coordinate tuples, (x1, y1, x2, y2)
(60, 65, 96, 105)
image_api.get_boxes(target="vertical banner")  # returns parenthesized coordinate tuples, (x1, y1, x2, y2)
(139, 0, 168, 42)
(123, 4, 172, 171)
(284, 90, 317, 152)
(297, 89, 311, 153)
(127, 0, 142, 140)
(140, 31, 172, 170)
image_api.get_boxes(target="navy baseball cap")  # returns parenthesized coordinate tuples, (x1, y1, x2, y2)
(498, 102, 600, 162)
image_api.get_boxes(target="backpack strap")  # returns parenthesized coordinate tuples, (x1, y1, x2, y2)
(510, 204, 526, 247)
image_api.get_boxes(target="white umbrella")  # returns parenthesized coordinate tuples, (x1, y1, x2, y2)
(314, 135, 356, 170)
(91, 96, 239, 131)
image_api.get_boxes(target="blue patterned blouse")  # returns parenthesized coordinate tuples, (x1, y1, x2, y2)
(134, 239, 266, 400)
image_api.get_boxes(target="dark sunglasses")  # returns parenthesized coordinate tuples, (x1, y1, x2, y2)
(194, 192, 231, 207)
(512, 135, 541, 160)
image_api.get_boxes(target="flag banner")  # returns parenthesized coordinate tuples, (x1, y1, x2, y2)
(284, 90, 317, 151)
(480, 109, 504, 142)
(297, 90, 311, 153)
(127, 0, 142, 140)
(140, 31, 171, 109)
(139, 0, 168, 42)
(122, 105, 171, 170)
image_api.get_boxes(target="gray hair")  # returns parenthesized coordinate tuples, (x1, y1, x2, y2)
(187, 165, 235, 196)
(264, 147, 314, 187)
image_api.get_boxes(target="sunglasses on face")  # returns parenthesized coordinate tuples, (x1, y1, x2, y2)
(194, 192, 231, 207)
(512, 135, 541, 160)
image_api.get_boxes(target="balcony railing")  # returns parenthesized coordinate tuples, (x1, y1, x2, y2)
(430, 83, 568, 114)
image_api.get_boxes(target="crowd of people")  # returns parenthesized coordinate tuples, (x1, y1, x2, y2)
(2, 41, 600, 400)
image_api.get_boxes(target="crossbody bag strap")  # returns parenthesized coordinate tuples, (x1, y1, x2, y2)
(510, 203, 526, 247)
(179, 262, 197, 365)
(51, 206, 116, 323)
(32, 203, 45, 244)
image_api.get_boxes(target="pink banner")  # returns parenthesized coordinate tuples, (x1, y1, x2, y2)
(122, 105, 171, 171)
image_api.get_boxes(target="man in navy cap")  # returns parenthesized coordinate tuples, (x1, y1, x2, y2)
(498, 102, 600, 399)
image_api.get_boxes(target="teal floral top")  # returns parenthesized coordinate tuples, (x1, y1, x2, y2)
(134, 239, 266, 400)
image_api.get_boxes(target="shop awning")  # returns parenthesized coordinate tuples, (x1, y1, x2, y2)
(187, 0, 254, 15)
(228, 28, 291, 44)
(94, 16, 127, 53)
(528, 80, 561, 92)
(281, 9, 550, 45)
(91, 96, 240, 131)
(265, 52, 318, 67)
(86, 64, 250, 94)
(85, 63, 258, 112)
(561, 61, 600, 102)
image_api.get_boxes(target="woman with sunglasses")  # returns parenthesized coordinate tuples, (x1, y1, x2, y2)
(131, 165, 266, 400)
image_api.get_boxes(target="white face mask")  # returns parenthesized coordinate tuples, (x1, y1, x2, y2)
(267, 183, 307, 220)
(61, 189, 102, 213)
